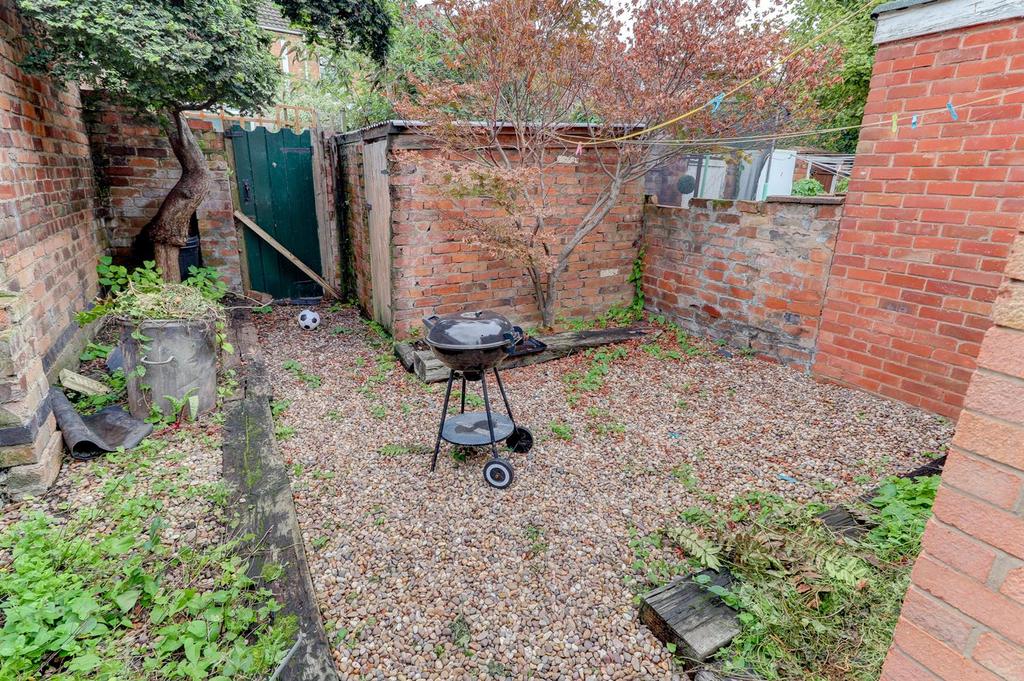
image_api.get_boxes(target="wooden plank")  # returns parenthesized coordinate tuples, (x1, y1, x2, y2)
(501, 326, 649, 370)
(222, 313, 338, 680)
(311, 130, 339, 290)
(235, 211, 342, 299)
(406, 326, 649, 382)
(363, 139, 393, 329)
(638, 570, 741, 665)
(413, 351, 450, 384)
(59, 369, 110, 396)
(874, 0, 1023, 44)
(393, 341, 418, 371)
(250, 127, 282, 298)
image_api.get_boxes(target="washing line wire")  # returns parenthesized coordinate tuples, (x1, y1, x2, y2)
(589, 86, 1024, 149)
(556, 0, 882, 147)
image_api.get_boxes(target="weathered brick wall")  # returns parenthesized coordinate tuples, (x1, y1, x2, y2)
(337, 139, 372, 313)
(881, 227, 1024, 681)
(642, 196, 842, 369)
(0, 0, 97, 495)
(386, 145, 643, 337)
(85, 98, 242, 289)
(814, 17, 1023, 418)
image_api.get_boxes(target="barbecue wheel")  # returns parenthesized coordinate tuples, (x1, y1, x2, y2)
(483, 457, 515, 489)
(506, 426, 534, 453)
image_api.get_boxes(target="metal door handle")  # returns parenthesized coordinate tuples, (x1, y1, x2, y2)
(242, 180, 252, 202)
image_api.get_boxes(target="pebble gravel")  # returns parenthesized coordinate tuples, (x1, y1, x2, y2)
(256, 306, 952, 680)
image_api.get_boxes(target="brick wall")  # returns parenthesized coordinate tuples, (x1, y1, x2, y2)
(642, 196, 842, 369)
(0, 0, 97, 495)
(388, 146, 643, 337)
(814, 17, 1024, 418)
(338, 132, 644, 337)
(85, 98, 243, 289)
(881, 227, 1024, 681)
(337, 138, 371, 313)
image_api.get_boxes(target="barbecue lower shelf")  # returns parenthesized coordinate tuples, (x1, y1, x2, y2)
(441, 412, 514, 446)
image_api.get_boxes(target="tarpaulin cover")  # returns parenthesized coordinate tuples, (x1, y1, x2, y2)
(49, 388, 153, 460)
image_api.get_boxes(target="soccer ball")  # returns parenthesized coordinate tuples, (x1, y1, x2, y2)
(297, 309, 321, 330)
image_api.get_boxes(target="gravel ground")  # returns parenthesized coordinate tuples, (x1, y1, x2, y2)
(0, 420, 226, 550)
(256, 306, 952, 680)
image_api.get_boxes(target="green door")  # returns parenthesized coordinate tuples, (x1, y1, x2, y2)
(231, 125, 323, 299)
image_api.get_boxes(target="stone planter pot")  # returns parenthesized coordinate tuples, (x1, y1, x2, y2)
(120, 319, 217, 420)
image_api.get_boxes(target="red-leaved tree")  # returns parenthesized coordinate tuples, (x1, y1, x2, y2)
(396, 0, 832, 326)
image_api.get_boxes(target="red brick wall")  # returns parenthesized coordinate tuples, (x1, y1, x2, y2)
(339, 135, 644, 337)
(387, 145, 643, 336)
(814, 18, 1024, 418)
(0, 0, 98, 488)
(85, 99, 242, 289)
(881, 227, 1024, 681)
(642, 196, 842, 368)
(338, 139, 371, 314)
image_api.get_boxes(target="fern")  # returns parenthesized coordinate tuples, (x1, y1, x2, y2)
(667, 526, 722, 571)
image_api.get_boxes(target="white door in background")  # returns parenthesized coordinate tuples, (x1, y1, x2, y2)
(756, 149, 797, 199)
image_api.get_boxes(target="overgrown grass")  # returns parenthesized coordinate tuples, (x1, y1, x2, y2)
(652, 477, 941, 680)
(562, 345, 629, 406)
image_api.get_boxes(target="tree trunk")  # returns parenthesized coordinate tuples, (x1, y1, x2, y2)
(537, 178, 624, 328)
(140, 111, 214, 283)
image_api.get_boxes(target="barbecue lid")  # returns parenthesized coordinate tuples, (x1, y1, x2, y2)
(424, 310, 516, 350)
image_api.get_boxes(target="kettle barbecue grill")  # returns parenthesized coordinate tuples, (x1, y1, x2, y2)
(424, 311, 535, 489)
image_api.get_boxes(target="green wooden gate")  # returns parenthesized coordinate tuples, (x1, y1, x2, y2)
(230, 125, 323, 299)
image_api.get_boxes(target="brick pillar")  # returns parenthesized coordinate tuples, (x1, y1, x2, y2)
(881, 227, 1024, 679)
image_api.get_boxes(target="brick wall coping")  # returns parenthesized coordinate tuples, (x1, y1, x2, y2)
(643, 195, 846, 212)
(335, 119, 645, 145)
(764, 195, 846, 205)
(873, 0, 1024, 44)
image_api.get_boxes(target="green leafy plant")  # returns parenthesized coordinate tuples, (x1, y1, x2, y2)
(449, 613, 472, 655)
(79, 341, 114, 361)
(67, 369, 127, 415)
(863, 475, 941, 562)
(523, 523, 548, 558)
(449, 391, 485, 412)
(274, 424, 296, 441)
(792, 177, 825, 196)
(77, 261, 233, 356)
(595, 246, 646, 327)
(184, 265, 228, 301)
(0, 452, 296, 678)
(549, 421, 573, 441)
(378, 443, 420, 457)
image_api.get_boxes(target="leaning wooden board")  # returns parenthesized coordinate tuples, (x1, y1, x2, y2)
(395, 326, 649, 383)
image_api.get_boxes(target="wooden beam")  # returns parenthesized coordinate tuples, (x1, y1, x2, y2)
(873, 0, 1023, 44)
(233, 211, 342, 300)
(396, 325, 650, 383)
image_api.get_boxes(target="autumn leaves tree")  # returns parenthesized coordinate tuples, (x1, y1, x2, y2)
(397, 0, 830, 327)
(19, 0, 391, 280)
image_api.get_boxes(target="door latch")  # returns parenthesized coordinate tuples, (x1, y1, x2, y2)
(242, 179, 252, 202)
